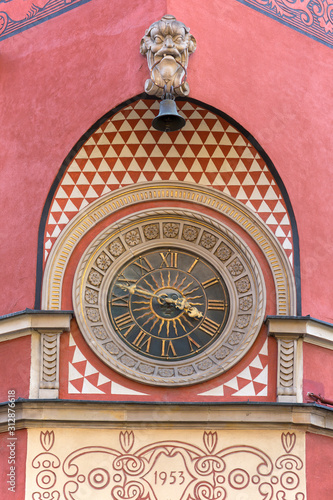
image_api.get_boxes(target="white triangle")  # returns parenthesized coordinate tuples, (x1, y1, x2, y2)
(249, 160, 262, 172)
(112, 133, 125, 145)
(219, 134, 232, 146)
(48, 214, 57, 225)
(275, 226, 286, 237)
(101, 185, 111, 195)
(224, 377, 239, 390)
(151, 146, 164, 157)
(258, 201, 271, 212)
(181, 102, 195, 111)
(198, 385, 224, 396)
(245, 200, 257, 212)
(128, 159, 141, 171)
(253, 365, 268, 385)
(189, 160, 204, 172)
(175, 159, 189, 172)
(85, 137, 96, 145)
(233, 382, 256, 396)
(97, 134, 111, 145)
(82, 160, 97, 172)
(227, 147, 240, 159)
(226, 125, 238, 133)
(90, 146, 103, 158)
(219, 159, 233, 172)
(68, 363, 84, 382)
(289, 254, 294, 266)
(76, 173, 90, 185)
(126, 110, 140, 119)
(236, 187, 248, 200)
(266, 214, 278, 225)
(183, 146, 196, 158)
(283, 238, 293, 250)
(157, 132, 173, 144)
(72, 346, 86, 363)
(243, 173, 255, 186)
(257, 387, 268, 396)
(51, 200, 62, 212)
(62, 173, 75, 185)
(249, 355, 263, 370)
(198, 173, 211, 185)
(75, 148, 88, 159)
(141, 110, 155, 119)
(259, 340, 268, 356)
(79, 199, 89, 210)
(82, 378, 104, 394)
(68, 382, 80, 394)
(137, 172, 149, 182)
(69, 334, 75, 347)
(280, 214, 290, 225)
(234, 160, 248, 172)
(265, 186, 278, 200)
(197, 145, 210, 158)
(174, 132, 187, 144)
(228, 173, 241, 186)
(119, 145, 133, 157)
(71, 186, 85, 198)
(84, 186, 99, 198)
(64, 200, 78, 212)
(274, 201, 286, 213)
(84, 361, 98, 377)
(159, 159, 173, 172)
(105, 146, 119, 157)
(68, 160, 81, 172)
(237, 366, 252, 380)
(142, 159, 157, 171)
(127, 132, 140, 144)
(249, 186, 263, 200)
(241, 147, 254, 159)
(152, 172, 162, 181)
(212, 175, 226, 186)
(121, 173, 135, 184)
(222, 186, 232, 196)
(212, 121, 225, 132)
(119, 121, 133, 132)
(234, 136, 247, 146)
(183, 173, 196, 183)
(111, 382, 148, 395)
(134, 100, 149, 109)
(113, 159, 126, 171)
(189, 132, 202, 145)
(133, 120, 148, 131)
(104, 121, 118, 133)
(45, 240, 52, 250)
(205, 133, 218, 145)
(142, 131, 156, 144)
(51, 226, 61, 238)
(91, 173, 105, 185)
(206, 160, 219, 172)
(56, 187, 69, 199)
(97, 373, 111, 386)
(113, 112, 126, 121)
(257, 173, 270, 185)
(135, 145, 149, 157)
(58, 213, 69, 224)
(167, 145, 180, 157)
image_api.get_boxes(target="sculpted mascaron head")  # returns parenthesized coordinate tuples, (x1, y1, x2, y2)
(140, 15, 196, 98)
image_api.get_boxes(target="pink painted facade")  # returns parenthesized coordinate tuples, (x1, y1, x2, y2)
(0, 1, 332, 498)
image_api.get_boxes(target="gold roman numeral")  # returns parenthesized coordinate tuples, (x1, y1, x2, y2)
(187, 258, 199, 274)
(132, 330, 151, 352)
(187, 335, 201, 351)
(114, 312, 133, 330)
(117, 273, 137, 284)
(202, 277, 219, 289)
(133, 257, 154, 275)
(109, 293, 129, 307)
(208, 300, 226, 310)
(161, 340, 177, 357)
(199, 318, 220, 336)
(159, 251, 178, 268)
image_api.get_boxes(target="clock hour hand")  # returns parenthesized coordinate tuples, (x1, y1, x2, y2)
(117, 283, 203, 319)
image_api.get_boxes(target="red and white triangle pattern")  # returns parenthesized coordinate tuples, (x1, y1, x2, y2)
(67, 334, 268, 398)
(67, 334, 148, 396)
(44, 100, 293, 265)
(198, 341, 268, 397)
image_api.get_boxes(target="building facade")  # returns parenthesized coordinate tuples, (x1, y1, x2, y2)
(0, 1, 333, 498)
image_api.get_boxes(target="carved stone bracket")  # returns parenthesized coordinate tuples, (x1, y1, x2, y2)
(267, 317, 304, 403)
(0, 310, 72, 399)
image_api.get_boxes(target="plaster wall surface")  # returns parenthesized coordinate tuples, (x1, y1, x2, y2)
(0, 0, 332, 323)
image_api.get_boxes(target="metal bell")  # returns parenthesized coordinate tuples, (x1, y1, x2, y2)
(152, 98, 186, 132)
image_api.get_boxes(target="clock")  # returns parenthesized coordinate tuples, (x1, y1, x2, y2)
(73, 209, 265, 386)
(107, 248, 230, 362)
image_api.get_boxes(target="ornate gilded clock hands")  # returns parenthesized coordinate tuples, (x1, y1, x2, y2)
(118, 283, 203, 319)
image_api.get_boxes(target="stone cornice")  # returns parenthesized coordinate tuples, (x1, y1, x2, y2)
(267, 316, 333, 350)
(0, 309, 72, 342)
(1, 401, 333, 436)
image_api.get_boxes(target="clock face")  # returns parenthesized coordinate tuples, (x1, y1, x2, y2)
(107, 248, 230, 362)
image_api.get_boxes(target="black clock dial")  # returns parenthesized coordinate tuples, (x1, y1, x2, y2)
(107, 248, 230, 361)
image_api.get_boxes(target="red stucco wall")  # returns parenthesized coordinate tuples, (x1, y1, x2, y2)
(306, 432, 333, 498)
(0, 336, 31, 401)
(0, 0, 332, 322)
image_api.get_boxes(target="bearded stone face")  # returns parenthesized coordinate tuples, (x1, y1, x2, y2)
(140, 15, 196, 97)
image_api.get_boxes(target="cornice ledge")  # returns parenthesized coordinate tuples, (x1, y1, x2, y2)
(1, 401, 333, 435)
(266, 315, 333, 349)
(0, 309, 73, 342)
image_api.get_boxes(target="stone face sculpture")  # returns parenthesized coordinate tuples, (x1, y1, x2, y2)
(140, 15, 196, 98)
